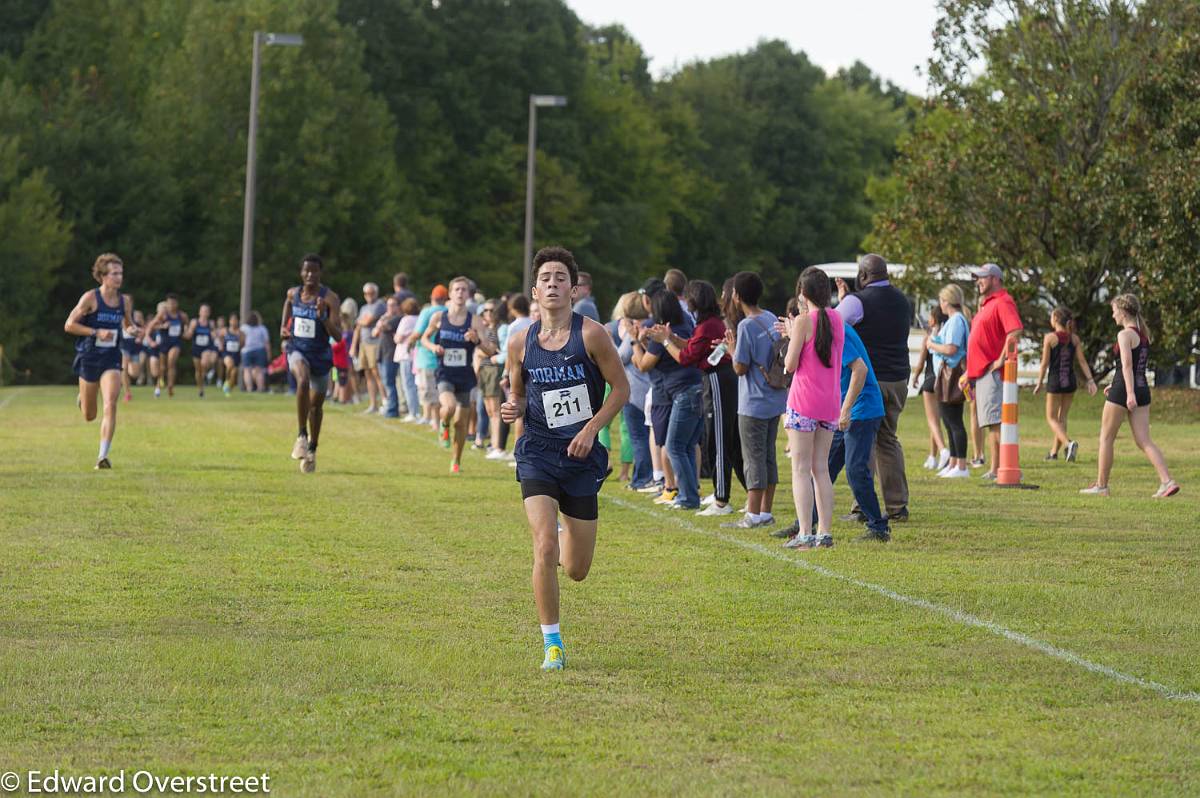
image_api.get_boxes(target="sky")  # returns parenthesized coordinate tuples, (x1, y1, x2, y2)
(565, 0, 941, 96)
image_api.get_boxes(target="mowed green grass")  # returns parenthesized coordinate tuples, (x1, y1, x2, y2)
(1, 384, 1198, 796)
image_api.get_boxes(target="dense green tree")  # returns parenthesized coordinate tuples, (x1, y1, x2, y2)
(868, 0, 1196, 372)
(1126, 1, 1200, 367)
(662, 41, 906, 308)
(0, 0, 914, 381)
(0, 0, 52, 61)
(0, 126, 72, 380)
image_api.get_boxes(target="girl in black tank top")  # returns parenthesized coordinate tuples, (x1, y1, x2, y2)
(1034, 308, 1097, 461)
(1106, 329, 1151, 408)
(1082, 294, 1179, 499)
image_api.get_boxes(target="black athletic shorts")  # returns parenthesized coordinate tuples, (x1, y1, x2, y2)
(520, 479, 599, 521)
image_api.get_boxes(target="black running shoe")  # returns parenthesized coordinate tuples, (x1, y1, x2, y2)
(855, 530, 891, 543)
(887, 508, 909, 523)
(95, 458, 112, 470)
(770, 520, 800, 539)
(839, 510, 867, 524)
(1044, 452, 1058, 461)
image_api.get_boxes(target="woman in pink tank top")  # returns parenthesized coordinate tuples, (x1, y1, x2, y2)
(782, 267, 844, 549)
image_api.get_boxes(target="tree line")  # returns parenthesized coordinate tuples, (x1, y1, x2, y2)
(3, 0, 1197, 384)
(867, 0, 1200, 378)
(0, 0, 908, 382)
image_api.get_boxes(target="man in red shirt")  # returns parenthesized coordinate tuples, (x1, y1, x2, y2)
(965, 263, 1023, 479)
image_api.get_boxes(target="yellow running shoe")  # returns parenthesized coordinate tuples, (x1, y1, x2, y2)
(652, 489, 678, 505)
(541, 645, 566, 671)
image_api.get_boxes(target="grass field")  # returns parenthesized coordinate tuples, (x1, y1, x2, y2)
(1, 384, 1198, 796)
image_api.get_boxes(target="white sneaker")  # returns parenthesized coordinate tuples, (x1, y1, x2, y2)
(935, 464, 953, 477)
(300, 450, 316, 473)
(402, 414, 420, 423)
(940, 467, 970, 479)
(503, 451, 517, 462)
(937, 448, 951, 470)
(696, 502, 735, 517)
(508, 460, 518, 468)
(291, 435, 308, 460)
(701, 493, 716, 507)
(923, 455, 937, 469)
(485, 449, 506, 460)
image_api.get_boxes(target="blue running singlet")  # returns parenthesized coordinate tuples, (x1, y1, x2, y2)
(286, 285, 333, 376)
(434, 309, 477, 390)
(163, 312, 184, 351)
(73, 289, 125, 381)
(192, 321, 217, 355)
(514, 312, 609, 496)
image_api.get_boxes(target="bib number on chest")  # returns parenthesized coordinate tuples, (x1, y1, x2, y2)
(168, 323, 182, 337)
(443, 347, 468, 368)
(195, 334, 209, 347)
(227, 341, 240, 353)
(294, 317, 317, 339)
(95, 333, 117, 348)
(543, 383, 593, 429)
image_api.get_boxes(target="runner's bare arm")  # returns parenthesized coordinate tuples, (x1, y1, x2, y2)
(183, 318, 197, 340)
(420, 311, 445, 356)
(64, 291, 98, 337)
(500, 328, 528, 423)
(1033, 333, 1053, 393)
(144, 311, 165, 336)
(280, 290, 294, 339)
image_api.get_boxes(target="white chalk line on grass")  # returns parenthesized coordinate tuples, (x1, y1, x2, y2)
(0, 391, 19, 412)
(607, 496, 1200, 704)
(359, 410, 1200, 704)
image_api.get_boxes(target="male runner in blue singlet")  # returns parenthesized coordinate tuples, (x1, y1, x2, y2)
(420, 276, 498, 473)
(280, 254, 342, 474)
(144, 294, 188, 398)
(185, 304, 220, 398)
(64, 253, 141, 469)
(501, 246, 629, 671)
(221, 314, 245, 397)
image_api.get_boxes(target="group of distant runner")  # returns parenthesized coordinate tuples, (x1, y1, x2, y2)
(65, 246, 1180, 672)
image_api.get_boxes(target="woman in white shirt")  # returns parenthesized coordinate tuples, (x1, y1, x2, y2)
(393, 298, 422, 421)
(240, 311, 272, 392)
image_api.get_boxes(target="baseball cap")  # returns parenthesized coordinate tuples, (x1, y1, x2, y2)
(970, 263, 1003, 279)
(431, 284, 449, 301)
(638, 278, 666, 296)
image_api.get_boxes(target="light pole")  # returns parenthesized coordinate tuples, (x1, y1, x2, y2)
(522, 94, 568, 296)
(239, 31, 304, 323)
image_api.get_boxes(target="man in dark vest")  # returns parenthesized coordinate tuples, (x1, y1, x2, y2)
(836, 253, 911, 527)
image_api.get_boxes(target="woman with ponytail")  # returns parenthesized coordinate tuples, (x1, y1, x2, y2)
(1081, 294, 1179, 498)
(782, 267, 844, 549)
(1033, 306, 1096, 462)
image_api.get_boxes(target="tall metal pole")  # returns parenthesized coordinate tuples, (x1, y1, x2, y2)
(239, 31, 263, 323)
(522, 95, 538, 297)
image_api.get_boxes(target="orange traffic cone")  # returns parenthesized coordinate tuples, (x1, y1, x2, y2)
(994, 338, 1038, 490)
